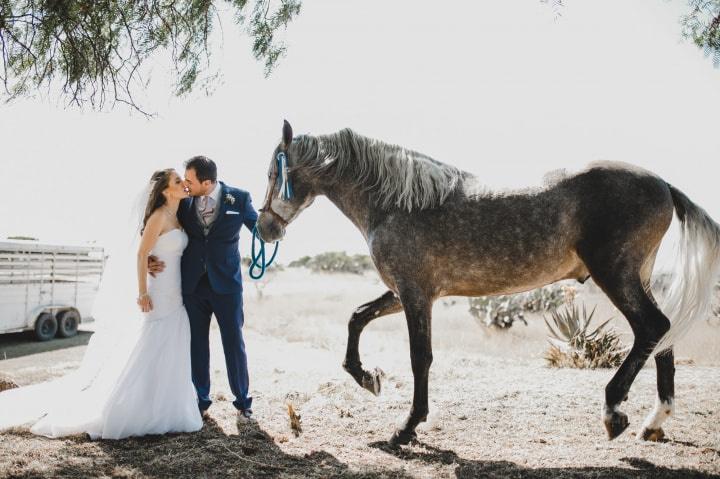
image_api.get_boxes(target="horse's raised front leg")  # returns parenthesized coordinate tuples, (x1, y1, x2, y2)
(390, 290, 433, 446)
(342, 290, 403, 396)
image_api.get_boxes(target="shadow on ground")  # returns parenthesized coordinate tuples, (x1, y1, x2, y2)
(3, 422, 718, 478)
(2, 419, 412, 478)
(0, 330, 93, 360)
(369, 441, 720, 479)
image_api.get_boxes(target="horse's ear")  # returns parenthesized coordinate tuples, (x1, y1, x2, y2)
(282, 120, 293, 149)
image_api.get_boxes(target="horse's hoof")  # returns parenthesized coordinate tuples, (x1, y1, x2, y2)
(389, 429, 417, 447)
(640, 427, 665, 442)
(604, 410, 630, 440)
(361, 367, 385, 396)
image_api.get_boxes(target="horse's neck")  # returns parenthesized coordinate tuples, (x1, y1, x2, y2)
(320, 181, 373, 238)
(318, 172, 478, 236)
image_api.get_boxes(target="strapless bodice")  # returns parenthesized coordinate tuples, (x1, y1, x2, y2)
(151, 228, 187, 257)
(146, 229, 187, 319)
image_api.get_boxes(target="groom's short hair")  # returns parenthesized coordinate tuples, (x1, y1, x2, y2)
(185, 156, 217, 183)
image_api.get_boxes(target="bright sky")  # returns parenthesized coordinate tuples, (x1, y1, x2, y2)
(1, 0, 719, 274)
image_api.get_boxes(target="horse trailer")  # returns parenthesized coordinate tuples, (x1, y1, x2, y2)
(0, 239, 105, 341)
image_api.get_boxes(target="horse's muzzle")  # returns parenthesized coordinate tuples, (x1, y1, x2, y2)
(256, 212, 286, 243)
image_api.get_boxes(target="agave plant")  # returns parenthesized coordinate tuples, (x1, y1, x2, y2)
(544, 303, 627, 369)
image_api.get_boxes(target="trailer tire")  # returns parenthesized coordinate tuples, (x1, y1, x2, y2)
(57, 309, 80, 338)
(35, 312, 58, 341)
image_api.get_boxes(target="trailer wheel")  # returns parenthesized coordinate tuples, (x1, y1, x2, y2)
(57, 310, 80, 338)
(34, 312, 58, 341)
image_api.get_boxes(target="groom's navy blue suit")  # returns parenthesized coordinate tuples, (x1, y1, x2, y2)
(178, 181, 257, 412)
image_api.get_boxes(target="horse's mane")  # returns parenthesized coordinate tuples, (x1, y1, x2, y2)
(294, 129, 464, 212)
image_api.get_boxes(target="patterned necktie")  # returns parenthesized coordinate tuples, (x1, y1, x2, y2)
(199, 195, 215, 224)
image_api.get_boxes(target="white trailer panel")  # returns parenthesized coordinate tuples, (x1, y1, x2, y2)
(0, 240, 105, 339)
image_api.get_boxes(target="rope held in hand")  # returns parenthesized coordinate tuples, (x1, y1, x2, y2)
(249, 225, 278, 280)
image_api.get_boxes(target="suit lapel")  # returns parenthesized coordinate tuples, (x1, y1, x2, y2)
(186, 196, 205, 235)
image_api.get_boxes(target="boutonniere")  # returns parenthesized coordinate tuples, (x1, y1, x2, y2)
(224, 193, 235, 205)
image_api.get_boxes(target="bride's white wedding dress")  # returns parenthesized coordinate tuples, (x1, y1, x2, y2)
(0, 228, 202, 439)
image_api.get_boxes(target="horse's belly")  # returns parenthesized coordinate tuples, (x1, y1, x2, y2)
(440, 249, 588, 297)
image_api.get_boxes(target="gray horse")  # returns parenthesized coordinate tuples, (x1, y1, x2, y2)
(257, 121, 720, 446)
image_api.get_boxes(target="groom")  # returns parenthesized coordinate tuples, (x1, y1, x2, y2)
(153, 155, 258, 421)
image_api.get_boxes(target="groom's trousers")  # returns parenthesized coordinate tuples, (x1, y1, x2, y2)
(183, 273, 251, 412)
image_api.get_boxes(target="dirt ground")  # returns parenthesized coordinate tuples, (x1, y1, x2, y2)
(1, 269, 719, 478)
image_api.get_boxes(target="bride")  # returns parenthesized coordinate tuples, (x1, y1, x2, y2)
(0, 169, 202, 439)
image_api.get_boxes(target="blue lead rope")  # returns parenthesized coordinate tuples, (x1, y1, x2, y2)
(249, 225, 279, 280)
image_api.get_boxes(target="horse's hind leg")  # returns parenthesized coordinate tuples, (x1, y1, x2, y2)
(637, 266, 676, 441)
(583, 258, 671, 440)
(640, 347, 675, 441)
(342, 291, 403, 396)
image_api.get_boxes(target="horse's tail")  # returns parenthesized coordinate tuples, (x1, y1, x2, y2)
(655, 183, 720, 352)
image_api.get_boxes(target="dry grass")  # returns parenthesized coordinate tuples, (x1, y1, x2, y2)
(0, 419, 377, 478)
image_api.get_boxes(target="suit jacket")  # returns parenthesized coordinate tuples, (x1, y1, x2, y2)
(178, 182, 258, 295)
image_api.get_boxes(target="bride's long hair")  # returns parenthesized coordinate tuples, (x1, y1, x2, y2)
(141, 169, 175, 234)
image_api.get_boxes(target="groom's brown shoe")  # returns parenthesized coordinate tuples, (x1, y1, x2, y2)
(201, 410, 211, 420)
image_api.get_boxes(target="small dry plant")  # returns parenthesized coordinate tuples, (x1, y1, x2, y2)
(544, 303, 626, 369)
(286, 402, 302, 437)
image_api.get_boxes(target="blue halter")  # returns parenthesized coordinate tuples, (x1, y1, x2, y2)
(249, 151, 293, 280)
(276, 151, 294, 201)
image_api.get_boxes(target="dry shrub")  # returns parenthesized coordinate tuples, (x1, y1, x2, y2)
(544, 303, 626, 369)
(522, 284, 576, 312)
(0, 378, 18, 392)
(469, 284, 577, 330)
(468, 295, 527, 329)
(288, 252, 374, 275)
